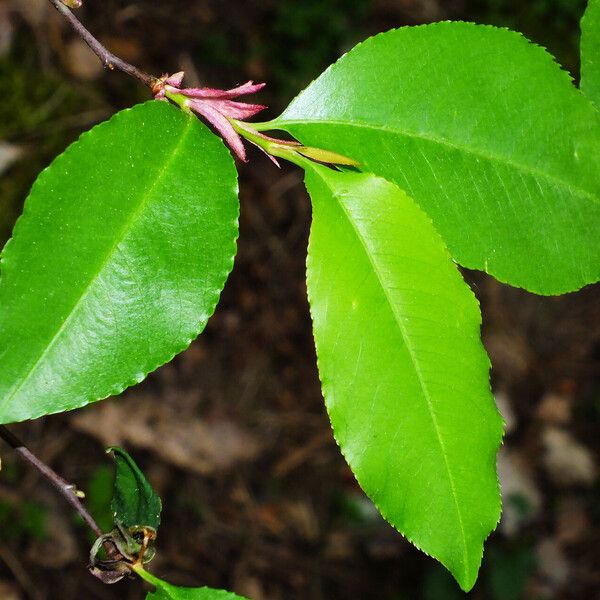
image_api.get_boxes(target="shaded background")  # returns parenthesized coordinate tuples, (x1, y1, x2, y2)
(0, 1, 599, 598)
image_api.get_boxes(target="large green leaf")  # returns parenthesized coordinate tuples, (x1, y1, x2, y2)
(582, 0, 600, 109)
(0, 101, 238, 424)
(304, 164, 503, 591)
(109, 447, 162, 530)
(266, 23, 600, 294)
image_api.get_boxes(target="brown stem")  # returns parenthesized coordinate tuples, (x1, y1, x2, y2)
(47, 0, 157, 88)
(0, 425, 103, 538)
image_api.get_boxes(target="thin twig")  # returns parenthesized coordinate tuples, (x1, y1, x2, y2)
(47, 0, 157, 88)
(0, 425, 103, 538)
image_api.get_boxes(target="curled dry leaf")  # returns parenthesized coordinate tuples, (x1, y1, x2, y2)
(71, 396, 262, 474)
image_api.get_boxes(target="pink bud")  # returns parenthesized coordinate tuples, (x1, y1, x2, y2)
(155, 73, 268, 161)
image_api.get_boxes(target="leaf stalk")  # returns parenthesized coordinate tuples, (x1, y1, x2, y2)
(47, 0, 157, 88)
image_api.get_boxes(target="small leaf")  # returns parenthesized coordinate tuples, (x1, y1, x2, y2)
(109, 447, 162, 530)
(269, 23, 600, 294)
(582, 0, 600, 109)
(146, 585, 247, 600)
(0, 101, 239, 424)
(138, 568, 248, 600)
(304, 164, 503, 591)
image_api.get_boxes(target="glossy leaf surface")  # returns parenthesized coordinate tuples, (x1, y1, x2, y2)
(141, 570, 248, 600)
(0, 101, 239, 424)
(146, 586, 246, 600)
(271, 23, 600, 294)
(305, 165, 503, 591)
(582, 0, 600, 109)
(109, 447, 162, 530)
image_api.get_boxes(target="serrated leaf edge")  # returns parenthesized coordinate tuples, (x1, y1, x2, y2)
(304, 167, 503, 591)
(0, 102, 239, 424)
(271, 22, 600, 295)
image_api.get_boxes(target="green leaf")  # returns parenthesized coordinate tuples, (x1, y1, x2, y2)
(582, 0, 600, 109)
(137, 568, 248, 600)
(146, 585, 247, 600)
(0, 101, 239, 424)
(267, 23, 600, 294)
(304, 164, 503, 591)
(109, 447, 162, 530)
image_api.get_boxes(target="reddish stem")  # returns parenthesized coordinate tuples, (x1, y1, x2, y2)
(47, 0, 157, 88)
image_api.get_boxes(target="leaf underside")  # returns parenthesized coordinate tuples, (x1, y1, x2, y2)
(0, 101, 239, 424)
(582, 0, 600, 110)
(273, 22, 600, 295)
(304, 165, 503, 591)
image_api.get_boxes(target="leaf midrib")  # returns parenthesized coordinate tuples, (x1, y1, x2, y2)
(0, 117, 194, 415)
(278, 118, 599, 204)
(315, 170, 470, 579)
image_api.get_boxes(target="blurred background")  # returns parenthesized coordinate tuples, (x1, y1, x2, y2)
(0, 0, 598, 598)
